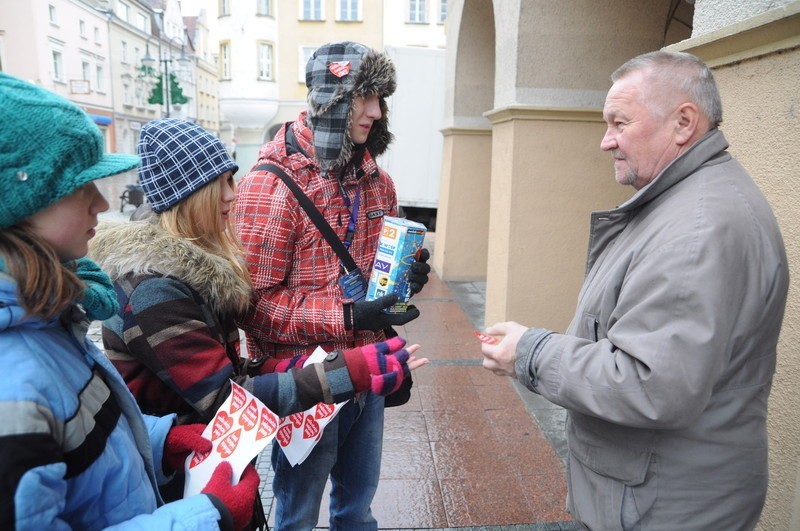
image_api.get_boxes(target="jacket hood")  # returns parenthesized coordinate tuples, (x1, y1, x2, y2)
(305, 42, 396, 174)
(88, 221, 250, 316)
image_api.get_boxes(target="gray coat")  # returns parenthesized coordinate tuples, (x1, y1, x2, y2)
(516, 129, 789, 530)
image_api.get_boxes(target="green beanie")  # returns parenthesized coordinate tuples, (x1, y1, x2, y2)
(0, 72, 140, 229)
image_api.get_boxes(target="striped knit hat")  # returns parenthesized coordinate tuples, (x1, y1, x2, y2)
(137, 119, 238, 213)
(305, 41, 396, 175)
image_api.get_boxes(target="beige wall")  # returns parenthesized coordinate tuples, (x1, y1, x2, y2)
(668, 5, 800, 527)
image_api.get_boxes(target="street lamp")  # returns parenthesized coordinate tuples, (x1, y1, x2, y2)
(140, 35, 191, 118)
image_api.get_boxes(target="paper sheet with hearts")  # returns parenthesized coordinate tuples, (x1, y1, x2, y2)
(276, 346, 348, 466)
(183, 381, 280, 497)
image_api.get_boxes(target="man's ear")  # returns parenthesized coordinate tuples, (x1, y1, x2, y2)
(674, 102, 702, 145)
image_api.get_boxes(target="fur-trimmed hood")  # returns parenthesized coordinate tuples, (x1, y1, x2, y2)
(305, 41, 396, 174)
(88, 220, 250, 316)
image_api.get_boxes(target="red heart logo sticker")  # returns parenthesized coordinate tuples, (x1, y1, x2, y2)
(289, 412, 304, 429)
(211, 411, 233, 440)
(257, 407, 279, 440)
(230, 383, 247, 413)
(328, 61, 351, 77)
(303, 415, 320, 439)
(189, 449, 210, 469)
(277, 423, 293, 447)
(238, 398, 258, 431)
(315, 403, 335, 419)
(216, 428, 242, 458)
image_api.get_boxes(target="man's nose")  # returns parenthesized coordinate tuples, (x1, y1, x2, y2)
(366, 97, 382, 119)
(600, 128, 616, 151)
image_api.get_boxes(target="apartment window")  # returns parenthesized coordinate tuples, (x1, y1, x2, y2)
(79, 20, 86, 37)
(408, 0, 426, 23)
(137, 13, 149, 32)
(220, 41, 231, 79)
(220, 0, 230, 16)
(52, 50, 63, 81)
(48, 5, 57, 24)
(301, 0, 323, 21)
(121, 41, 128, 63)
(118, 1, 130, 22)
(299, 46, 315, 82)
(96, 65, 104, 92)
(439, 0, 446, 23)
(94, 27, 100, 43)
(258, 42, 273, 80)
(82, 61, 91, 86)
(257, 0, 271, 16)
(337, 0, 361, 21)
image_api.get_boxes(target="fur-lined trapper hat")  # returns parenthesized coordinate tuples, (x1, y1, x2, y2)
(305, 41, 397, 175)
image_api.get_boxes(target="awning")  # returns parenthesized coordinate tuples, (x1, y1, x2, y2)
(88, 113, 112, 126)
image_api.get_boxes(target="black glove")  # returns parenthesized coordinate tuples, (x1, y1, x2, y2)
(351, 294, 420, 332)
(409, 248, 431, 295)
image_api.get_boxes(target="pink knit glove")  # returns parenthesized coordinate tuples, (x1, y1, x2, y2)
(342, 336, 411, 396)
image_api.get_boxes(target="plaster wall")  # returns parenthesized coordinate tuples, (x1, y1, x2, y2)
(693, 0, 795, 36)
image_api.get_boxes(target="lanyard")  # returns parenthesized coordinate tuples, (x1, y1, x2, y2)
(338, 180, 360, 249)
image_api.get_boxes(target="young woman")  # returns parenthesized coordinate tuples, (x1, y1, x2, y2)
(89, 120, 425, 487)
(0, 72, 258, 530)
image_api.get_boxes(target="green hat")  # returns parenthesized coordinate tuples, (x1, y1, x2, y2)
(0, 72, 140, 229)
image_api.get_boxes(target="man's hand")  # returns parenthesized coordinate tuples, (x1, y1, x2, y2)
(352, 294, 420, 331)
(408, 248, 431, 295)
(480, 321, 530, 377)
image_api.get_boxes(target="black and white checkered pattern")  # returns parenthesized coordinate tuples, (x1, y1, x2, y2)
(305, 42, 368, 174)
(137, 119, 238, 213)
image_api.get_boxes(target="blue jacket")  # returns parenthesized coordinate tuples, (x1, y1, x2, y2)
(0, 273, 224, 530)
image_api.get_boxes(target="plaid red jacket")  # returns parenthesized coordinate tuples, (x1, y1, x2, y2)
(234, 113, 398, 359)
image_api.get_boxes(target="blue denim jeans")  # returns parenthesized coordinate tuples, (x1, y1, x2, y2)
(271, 391, 385, 531)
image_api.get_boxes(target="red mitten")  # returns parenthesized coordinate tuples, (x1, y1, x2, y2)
(202, 461, 260, 531)
(163, 423, 211, 473)
(342, 336, 411, 395)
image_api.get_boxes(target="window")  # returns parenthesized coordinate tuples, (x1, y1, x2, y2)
(439, 0, 446, 23)
(79, 20, 86, 37)
(337, 0, 360, 21)
(220, 0, 230, 16)
(301, 0, 323, 21)
(137, 13, 148, 32)
(96, 65, 104, 92)
(219, 41, 231, 79)
(94, 27, 100, 43)
(82, 61, 91, 85)
(258, 42, 273, 80)
(121, 41, 128, 63)
(118, 2, 129, 22)
(48, 4, 57, 24)
(257, 0, 271, 16)
(299, 46, 315, 82)
(52, 50, 63, 81)
(408, 0, 426, 23)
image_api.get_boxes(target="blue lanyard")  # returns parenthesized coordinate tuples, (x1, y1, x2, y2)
(339, 182, 360, 249)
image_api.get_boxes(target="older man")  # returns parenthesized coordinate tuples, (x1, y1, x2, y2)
(482, 51, 789, 530)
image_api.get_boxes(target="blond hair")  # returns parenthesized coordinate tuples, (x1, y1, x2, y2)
(157, 177, 251, 287)
(0, 223, 84, 319)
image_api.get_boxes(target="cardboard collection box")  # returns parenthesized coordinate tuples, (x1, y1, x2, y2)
(366, 216, 427, 313)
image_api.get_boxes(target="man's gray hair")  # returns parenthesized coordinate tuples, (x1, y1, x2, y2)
(612, 50, 722, 127)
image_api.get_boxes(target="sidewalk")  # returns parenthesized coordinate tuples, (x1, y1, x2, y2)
(95, 181, 579, 529)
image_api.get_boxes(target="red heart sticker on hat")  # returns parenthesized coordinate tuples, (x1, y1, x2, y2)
(216, 428, 242, 458)
(315, 403, 335, 420)
(277, 423, 293, 447)
(238, 399, 259, 431)
(329, 61, 351, 77)
(230, 384, 246, 413)
(303, 416, 320, 439)
(257, 407, 279, 440)
(211, 411, 233, 440)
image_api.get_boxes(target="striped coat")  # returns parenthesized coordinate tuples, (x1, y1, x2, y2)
(90, 220, 358, 424)
(0, 273, 222, 529)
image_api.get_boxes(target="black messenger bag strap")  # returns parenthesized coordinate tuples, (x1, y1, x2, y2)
(253, 163, 359, 273)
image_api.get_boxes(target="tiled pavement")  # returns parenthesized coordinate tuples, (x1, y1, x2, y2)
(95, 176, 579, 530)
